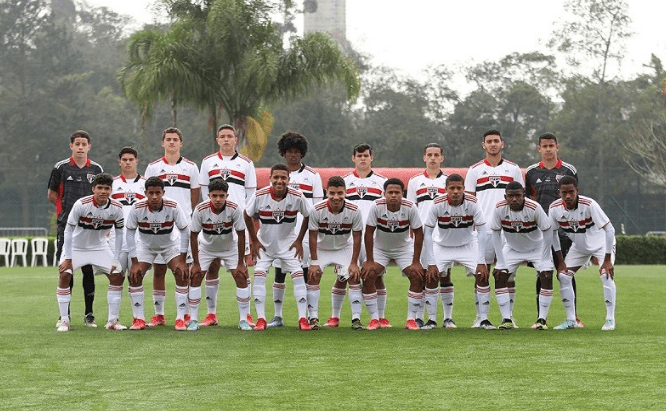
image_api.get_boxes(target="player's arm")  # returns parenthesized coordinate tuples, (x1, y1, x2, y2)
(244, 211, 263, 260)
(307, 229, 322, 283)
(59, 222, 75, 275)
(364, 225, 376, 263)
(491, 229, 506, 271)
(600, 221, 615, 279)
(464, 167, 476, 196)
(112, 215, 124, 272)
(291, 215, 310, 259)
(552, 228, 566, 274)
(47, 166, 61, 205)
(474, 223, 489, 281)
(349, 230, 362, 281)
(190, 230, 201, 276)
(423, 225, 439, 283)
(48, 189, 58, 205)
(525, 170, 537, 200)
(235, 228, 248, 280)
(190, 188, 200, 211)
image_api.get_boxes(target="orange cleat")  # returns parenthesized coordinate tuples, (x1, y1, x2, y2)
(379, 318, 392, 328)
(130, 318, 146, 330)
(404, 319, 420, 330)
(200, 313, 219, 327)
(254, 318, 267, 331)
(246, 314, 256, 327)
(174, 318, 187, 331)
(366, 318, 381, 331)
(324, 317, 340, 328)
(147, 314, 166, 327)
(576, 317, 585, 328)
(298, 317, 311, 331)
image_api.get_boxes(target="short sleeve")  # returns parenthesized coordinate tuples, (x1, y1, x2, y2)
(464, 167, 476, 193)
(48, 164, 61, 191)
(365, 202, 378, 227)
(408, 205, 422, 230)
(233, 206, 247, 231)
(190, 208, 202, 233)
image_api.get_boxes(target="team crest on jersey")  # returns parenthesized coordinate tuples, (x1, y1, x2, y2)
(87, 173, 95, 184)
(427, 187, 438, 198)
(510, 221, 524, 231)
(91, 218, 104, 229)
(272, 211, 285, 222)
(213, 222, 226, 233)
(387, 220, 400, 232)
(150, 223, 162, 233)
(166, 174, 178, 185)
(489, 175, 501, 187)
(329, 222, 341, 234)
(220, 169, 231, 180)
(124, 192, 136, 204)
(356, 187, 368, 198)
(556, 174, 564, 182)
(569, 220, 580, 231)
(451, 216, 462, 227)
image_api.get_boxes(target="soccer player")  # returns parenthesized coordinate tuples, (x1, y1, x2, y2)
(189, 179, 250, 330)
(362, 178, 424, 330)
(268, 131, 323, 328)
(307, 176, 363, 330)
(144, 127, 200, 327)
(329, 144, 387, 329)
(125, 177, 190, 330)
(491, 181, 553, 330)
(48, 130, 104, 327)
(244, 164, 312, 331)
(406, 143, 450, 329)
(55, 173, 124, 331)
(465, 129, 523, 328)
(423, 174, 492, 329)
(549, 176, 617, 331)
(198, 124, 256, 327)
(525, 133, 582, 328)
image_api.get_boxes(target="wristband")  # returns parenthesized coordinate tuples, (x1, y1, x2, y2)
(310, 260, 319, 266)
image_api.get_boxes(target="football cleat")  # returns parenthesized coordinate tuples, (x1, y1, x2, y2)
(498, 319, 514, 330)
(365, 319, 380, 331)
(238, 320, 253, 331)
(130, 318, 146, 330)
(530, 321, 540, 329)
(378, 318, 392, 328)
(105, 319, 127, 331)
(56, 319, 70, 332)
(267, 316, 284, 328)
(471, 317, 482, 329)
(324, 317, 340, 328)
(55, 319, 67, 329)
(184, 314, 191, 323)
(200, 313, 219, 327)
(601, 319, 615, 331)
(479, 319, 495, 330)
(415, 318, 425, 328)
(443, 318, 457, 329)
(298, 317, 311, 331)
(174, 318, 187, 331)
(404, 319, 420, 330)
(535, 318, 548, 330)
(84, 313, 97, 328)
(246, 314, 256, 327)
(254, 318, 267, 331)
(186, 320, 199, 331)
(423, 319, 437, 330)
(576, 317, 585, 329)
(351, 318, 364, 330)
(511, 317, 519, 329)
(554, 320, 578, 330)
(309, 318, 320, 330)
(147, 314, 166, 327)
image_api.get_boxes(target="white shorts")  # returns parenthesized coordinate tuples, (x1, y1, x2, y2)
(497, 246, 553, 280)
(481, 231, 496, 264)
(118, 251, 131, 274)
(254, 249, 302, 275)
(275, 240, 311, 270)
(137, 245, 181, 266)
(199, 246, 238, 272)
(565, 243, 616, 270)
(432, 241, 479, 277)
(65, 249, 113, 275)
(317, 246, 355, 270)
(374, 246, 414, 274)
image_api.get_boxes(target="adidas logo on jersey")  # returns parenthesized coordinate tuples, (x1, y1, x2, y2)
(67, 176, 74, 180)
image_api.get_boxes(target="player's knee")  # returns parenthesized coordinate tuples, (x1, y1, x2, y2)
(538, 271, 553, 289)
(108, 272, 124, 285)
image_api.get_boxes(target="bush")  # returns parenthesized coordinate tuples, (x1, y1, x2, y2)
(615, 235, 666, 265)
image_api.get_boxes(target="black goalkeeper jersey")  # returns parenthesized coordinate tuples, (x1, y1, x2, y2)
(524, 159, 577, 213)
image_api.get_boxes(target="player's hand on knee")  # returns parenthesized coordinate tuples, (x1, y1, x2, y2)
(309, 265, 322, 283)
(600, 262, 614, 280)
(348, 263, 360, 282)
(59, 259, 73, 276)
(289, 241, 304, 259)
(426, 265, 439, 283)
(234, 263, 248, 281)
(475, 264, 489, 282)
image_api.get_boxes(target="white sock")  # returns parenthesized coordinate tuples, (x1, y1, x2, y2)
(363, 292, 379, 320)
(424, 287, 439, 321)
(253, 272, 267, 319)
(57, 287, 71, 322)
(377, 288, 387, 318)
(559, 271, 576, 321)
(495, 287, 511, 320)
(175, 286, 188, 320)
(476, 285, 491, 321)
(601, 274, 616, 320)
(440, 285, 454, 319)
(538, 289, 553, 321)
(188, 286, 201, 322)
(349, 284, 363, 320)
(331, 286, 347, 318)
(306, 284, 320, 319)
(508, 286, 516, 317)
(205, 278, 219, 314)
(128, 286, 144, 320)
(407, 291, 423, 320)
(474, 289, 480, 318)
(107, 285, 122, 322)
(153, 289, 166, 316)
(273, 282, 286, 318)
(237, 287, 250, 321)
(291, 272, 307, 319)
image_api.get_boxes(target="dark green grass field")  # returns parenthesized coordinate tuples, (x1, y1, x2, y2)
(1, 265, 664, 410)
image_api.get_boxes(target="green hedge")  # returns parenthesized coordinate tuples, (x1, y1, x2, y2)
(615, 235, 666, 265)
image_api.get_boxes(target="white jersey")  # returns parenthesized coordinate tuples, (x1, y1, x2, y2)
(289, 163, 323, 238)
(144, 156, 200, 216)
(491, 198, 551, 251)
(126, 196, 190, 252)
(112, 175, 147, 252)
(199, 151, 256, 208)
(65, 195, 124, 256)
(245, 187, 312, 255)
(190, 199, 246, 251)
(309, 199, 363, 251)
(549, 196, 610, 254)
(344, 170, 388, 223)
(425, 194, 486, 246)
(366, 199, 422, 252)
(407, 170, 448, 222)
(465, 158, 524, 219)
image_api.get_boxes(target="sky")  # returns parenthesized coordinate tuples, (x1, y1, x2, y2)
(87, 0, 666, 82)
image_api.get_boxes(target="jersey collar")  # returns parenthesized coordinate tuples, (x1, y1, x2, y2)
(69, 157, 91, 167)
(269, 187, 287, 201)
(217, 151, 238, 160)
(424, 169, 443, 179)
(92, 196, 110, 209)
(119, 174, 141, 183)
(162, 156, 182, 165)
(483, 158, 503, 167)
(327, 199, 345, 213)
(538, 159, 563, 169)
(210, 201, 226, 214)
(353, 170, 374, 178)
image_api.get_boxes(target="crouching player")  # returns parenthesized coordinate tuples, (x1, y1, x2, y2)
(361, 178, 425, 331)
(56, 173, 125, 331)
(423, 174, 492, 329)
(550, 176, 617, 331)
(189, 179, 250, 330)
(307, 176, 363, 330)
(125, 177, 190, 330)
(491, 182, 553, 330)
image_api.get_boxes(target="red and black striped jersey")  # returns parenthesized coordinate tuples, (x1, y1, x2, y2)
(464, 158, 524, 219)
(491, 198, 551, 251)
(145, 156, 199, 216)
(65, 195, 123, 253)
(309, 199, 363, 251)
(343, 170, 387, 224)
(190, 199, 246, 251)
(366, 198, 422, 251)
(549, 195, 610, 253)
(425, 194, 485, 247)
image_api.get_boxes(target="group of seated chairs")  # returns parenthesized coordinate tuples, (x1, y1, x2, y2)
(0, 237, 52, 267)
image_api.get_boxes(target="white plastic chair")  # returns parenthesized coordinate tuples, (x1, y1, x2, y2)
(0, 238, 10, 266)
(10, 239, 28, 267)
(31, 238, 49, 267)
(53, 238, 58, 266)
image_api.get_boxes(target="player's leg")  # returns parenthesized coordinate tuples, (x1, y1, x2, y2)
(558, 232, 582, 327)
(252, 252, 272, 331)
(494, 268, 513, 329)
(375, 273, 390, 328)
(56, 265, 74, 331)
(186, 257, 209, 331)
(326, 276, 348, 327)
(422, 271, 440, 329)
(105, 266, 127, 330)
(598, 249, 617, 331)
(268, 261, 286, 328)
(202, 257, 221, 327)
(128, 259, 152, 330)
(535, 270, 553, 330)
(282, 256, 309, 330)
(305, 262, 323, 331)
(166, 253, 190, 331)
(553, 249, 582, 330)
(403, 265, 425, 331)
(148, 263, 168, 327)
(81, 264, 96, 327)
(229, 263, 252, 331)
(361, 259, 384, 331)
(439, 268, 456, 328)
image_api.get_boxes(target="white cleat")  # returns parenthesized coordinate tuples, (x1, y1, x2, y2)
(553, 320, 579, 330)
(471, 317, 482, 329)
(56, 320, 70, 332)
(105, 319, 128, 330)
(601, 319, 615, 331)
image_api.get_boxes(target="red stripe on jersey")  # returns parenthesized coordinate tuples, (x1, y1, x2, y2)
(476, 175, 513, 184)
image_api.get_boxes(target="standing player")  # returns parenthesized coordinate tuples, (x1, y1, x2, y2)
(198, 124, 256, 327)
(491, 182, 553, 330)
(423, 174, 492, 329)
(406, 143, 450, 329)
(48, 130, 103, 327)
(465, 129, 524, 328)
(244, 164, 312, 331)
(362, 178, 425, 331)
(125, 177, 190, 330)
(327, 144, 387, 329)
(307, 176, 363, 330)
(189, 179, 250, 330)
(549, 176, 617, 331)
(268, 131, 323, 328)
(55, 173, 125, 331)
(525, 133, 582, 328)
(144, 127, 200, 327)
